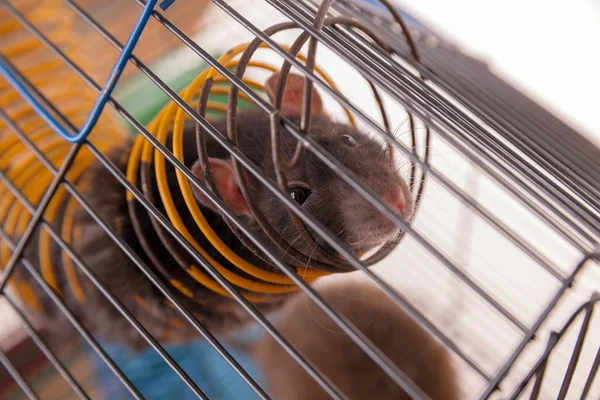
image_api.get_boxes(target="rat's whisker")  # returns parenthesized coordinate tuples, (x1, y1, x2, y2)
(391, 115, 411, 139)
(302, 240, 345, 334)
(392, 126, 430, 139)
(302, 240, 320, 280)
(301, 293, 345, 335)
(336, 227, 348, 241)
(348, 231, 372, 246)
(281, 228, 309, 259)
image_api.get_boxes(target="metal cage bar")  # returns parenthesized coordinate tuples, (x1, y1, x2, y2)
(0, 225, 144, 399)
(0, 341, 40, 400)
(506, 293, 600, 399)
(0, 0, 159, 143)
(259, 0, 600, 243)
(0, 108, 275, 400)
(0, 143, 82, 292)
(5, 1, 502, 378)
(3, 295, 90, 400)
(299, 0, 598, 251)
(3, 0, 491, 382)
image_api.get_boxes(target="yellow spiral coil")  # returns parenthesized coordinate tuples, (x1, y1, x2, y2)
(1, 1, 343, 327)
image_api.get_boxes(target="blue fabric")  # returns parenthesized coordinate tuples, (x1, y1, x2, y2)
(91, 327, 265, 400)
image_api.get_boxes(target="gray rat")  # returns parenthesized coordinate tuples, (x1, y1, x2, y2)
(14, 72, 414, 350)
(253, 278, 461, 400)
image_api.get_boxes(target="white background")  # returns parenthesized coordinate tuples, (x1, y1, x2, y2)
(395, 0, 600, 145)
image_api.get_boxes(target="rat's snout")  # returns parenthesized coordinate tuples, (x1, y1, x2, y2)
(381, 189, 405, 215)
(336, 165, 414, 254)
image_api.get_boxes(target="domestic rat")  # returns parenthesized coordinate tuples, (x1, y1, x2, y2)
(253, 278, 461, 400)
(14, 72, 414, 350)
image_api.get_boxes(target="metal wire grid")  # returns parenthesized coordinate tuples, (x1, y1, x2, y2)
(0, 0, 598, 399)
(508, 292, 600, 399)
(277, 0, 600, 252)
(331, 0, 600, 222)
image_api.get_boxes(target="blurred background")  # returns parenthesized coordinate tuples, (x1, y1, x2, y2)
(0, 0, 598, 399)
(395, 0, 600, 146)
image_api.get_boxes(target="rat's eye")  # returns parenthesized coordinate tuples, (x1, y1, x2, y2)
(289, 186, 311, 205)
(342, 135, 356, 146)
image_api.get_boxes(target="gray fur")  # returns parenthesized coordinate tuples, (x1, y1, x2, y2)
(13, 109, 412, 350)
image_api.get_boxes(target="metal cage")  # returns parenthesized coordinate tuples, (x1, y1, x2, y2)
(0, 0, 599, 399)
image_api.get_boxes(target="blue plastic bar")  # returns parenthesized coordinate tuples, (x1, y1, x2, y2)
(0, 0, 159, 143)
(347, 0, 424, 29)
(160, 0, 177, 11)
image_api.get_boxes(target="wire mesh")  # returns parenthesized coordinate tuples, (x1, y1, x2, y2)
(0, 0, 599, 399)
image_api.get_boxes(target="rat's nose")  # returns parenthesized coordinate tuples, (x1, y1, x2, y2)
(381, 190, 405, 214)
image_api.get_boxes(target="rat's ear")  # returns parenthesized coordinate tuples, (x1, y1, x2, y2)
(265, 72, 324, 118)
(190, 158, 251, 216)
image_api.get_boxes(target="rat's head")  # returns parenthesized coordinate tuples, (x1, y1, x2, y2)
(191, 72, 413, 266)
(275, 118, 414, 259)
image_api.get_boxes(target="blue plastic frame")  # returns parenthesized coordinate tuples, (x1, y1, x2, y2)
(347, 0, 424, 29)
(0, 0, 159, 143)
